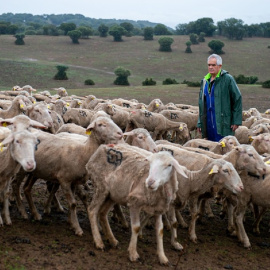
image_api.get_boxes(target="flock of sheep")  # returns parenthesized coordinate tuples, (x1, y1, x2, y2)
(0, 84, 270, 265)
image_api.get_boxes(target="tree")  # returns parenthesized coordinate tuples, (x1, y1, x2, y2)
(54, 65, 68, 80)
(186, 18, 216, 36)
(98, 24, 109, 37)
(158, 37, 174, 52)
(109, 25, 127, 42)
(154, 24, 171, 35)
(59, 22, 76, 35)
(120, 22, 134, 37)
(208, 40, 225, 54)
(143, 27, 154, 40)
(77, 26, 93, 38)
(198, 32, 206, 42)
(114, 66, 131, 85)
(217, 18, 246, 40)
(175, 23, 188, 35)
(68, 30, 81, 44)
(185, 41, 192, 53)
(7, 24, 19, 34)
(14, 33, 25, 45)
(189, 33, 199, 44)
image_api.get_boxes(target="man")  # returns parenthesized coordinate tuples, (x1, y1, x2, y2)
(197, 54, 242, 141)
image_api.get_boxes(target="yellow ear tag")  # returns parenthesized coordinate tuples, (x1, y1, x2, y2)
(20, 104, 24, 108)
(91, 97, 95, 100)
(66, 103, 70, 107)
(142, 106, 146, 110)
(0, 143, 3, 152)
(2, 122, 7, 127)
(179, 127, 183, 130)
(266, 111, 269, 114)
(156, 104, 160, 107)
(86, 130, 91, 136)
(209, 168, 214, 175)
(33, 101, 36, 104)
(13, 87, 16, 91)
(220, 141, 226, 147)
(248, 136, 254, 142)
(47, 105, 51, 109)
(78, 101, 82, 105)
(265, 160, 270, 165)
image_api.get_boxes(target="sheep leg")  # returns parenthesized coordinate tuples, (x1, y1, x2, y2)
(204, 199, 215, 218)
(44, 183, 64, 214)
(253, 207, 268, 235)
(112, 204, 129, 229)
(188, 197, 199, 243)
(155, 214, 169, 265)
(87, 186, 110, 249)
(11, 173, 28, 219)
(61, 183, 83, 236)
(128, 207, 141, 262)
(23, 175, 42, 221)
(138, 214, 152, 238)
(99, 199, 119, 248)
(3, 180, 12, 225)
(167, 206, 183, 251)
(234, 204, 251, 248)
(227, 200, 236, 235)
(176, 210, 188, 228)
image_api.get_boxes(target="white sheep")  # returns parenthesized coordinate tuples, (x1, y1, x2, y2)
(86, 144, 187, 265)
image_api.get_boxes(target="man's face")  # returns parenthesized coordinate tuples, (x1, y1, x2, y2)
(208, 58, 222, 77)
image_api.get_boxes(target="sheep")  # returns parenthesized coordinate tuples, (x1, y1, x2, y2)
(235, 126, 251, 144)
(0, 100, 12, 110)
(81, 96, 106, 110)
(52, 87, 68, 97)
(86, 145, 187, 265)
(56, 123, 87, 136)
(0, 95, 30, 119)
(111, 98, 138, 109)
(160, 109, 199, 132)
(183, 136, 240, 154)
(156, 143, 267, 233)
(127, 109, 190, 142)
(0, 116, 45, 226)
(146, 98, 164, 112)
(62, 108, 95, 128)
(242, 115, 261, 128)
(18, 85, 37, 96)
(0, 127, 11, 142)
(12, 116, 124, 236)
(251, 133, 270, 155)
(124, 128, 158, 153)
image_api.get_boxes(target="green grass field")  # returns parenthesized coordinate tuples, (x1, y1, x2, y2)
(0, 35, 269, 110)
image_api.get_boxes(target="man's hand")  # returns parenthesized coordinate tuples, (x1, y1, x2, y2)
(197, 127, 201, 133)
(231, 125, 239, 131)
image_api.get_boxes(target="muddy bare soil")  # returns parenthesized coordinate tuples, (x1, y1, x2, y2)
(1, 180, 270, 270)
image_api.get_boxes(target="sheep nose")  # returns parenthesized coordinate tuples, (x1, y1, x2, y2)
(26, 160, 36, 171)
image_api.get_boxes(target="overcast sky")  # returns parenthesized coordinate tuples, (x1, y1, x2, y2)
(1, 0, 269, 29)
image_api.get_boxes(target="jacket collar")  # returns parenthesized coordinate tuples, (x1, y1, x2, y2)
(204, 69, 222, 80)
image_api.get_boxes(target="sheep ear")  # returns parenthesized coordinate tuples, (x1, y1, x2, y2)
(123, 130, 135, 137)
(172, 158, 188, 178)
(1, 133, 14, 146)
(29, 119, 46, 129)
(209, 164, 219, 174)
(0, 118, 14, 127)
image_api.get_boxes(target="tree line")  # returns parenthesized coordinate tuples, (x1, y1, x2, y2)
(0, 13, 269, 40)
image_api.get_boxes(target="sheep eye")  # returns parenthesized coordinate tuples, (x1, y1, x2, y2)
(248, 154, 253, 157)
(223, 169, 229, 173)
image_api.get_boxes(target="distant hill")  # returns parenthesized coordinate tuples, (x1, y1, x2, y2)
(0, 13, 170, 30)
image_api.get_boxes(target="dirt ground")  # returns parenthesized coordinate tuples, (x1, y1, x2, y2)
(1, 178, 270, 270)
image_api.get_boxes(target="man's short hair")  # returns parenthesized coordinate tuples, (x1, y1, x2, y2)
(207, 54, 222, 65)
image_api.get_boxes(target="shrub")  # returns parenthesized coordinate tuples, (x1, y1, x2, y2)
(234, 74, 258, 84)
(182, 80, 201, 87)
(114, 66, 131, 85)
(185, 41, 192, 53)
(162, 78, 179, 85)
(189, 33, 199, 44)
(84, 79, 95, 85)
(142, 78, 156, 86)
(158, 37, 174, 52)
(14, 34, 25, 45)
(208, 39, 225, 54)
(262, 80, 270, 88)
(54, 65, 68, 80)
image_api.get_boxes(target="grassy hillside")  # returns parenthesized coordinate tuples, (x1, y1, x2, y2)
(0, 35, 269, 111)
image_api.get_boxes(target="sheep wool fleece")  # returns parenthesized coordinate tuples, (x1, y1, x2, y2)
(197, 69, 242, 139)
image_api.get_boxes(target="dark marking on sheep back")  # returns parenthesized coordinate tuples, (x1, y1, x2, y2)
(170, 113, 179, 120)
(160, 147, 174, 156)
(35, 139, 41, 151)
(144, 111, 152, 118)
(79, 110, 87, 117)
(198, 145, 210, 151)
(107, 148, 123, 166)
